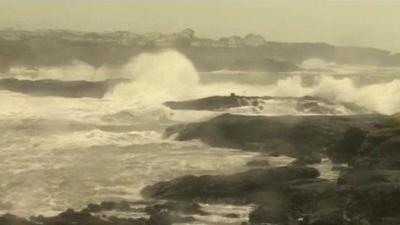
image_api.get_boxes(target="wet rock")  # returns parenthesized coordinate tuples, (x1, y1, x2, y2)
(338, 169, 400, 186)
(165, 113, 382, 162)
(82, 201, 139, 213)
(282, 178, 344, 216)
(141, 166, 319, 202)
(346, 183, 400, 223)
(164, 95, 368, 114)
(146, 208, 195, 225)
(327, 127, 367, 163)
(308, 208, 345, 225)
(351, 156, 400, 170)
(147, 211, 172, 225)
(31, 208, 147, 225)
(165, 95, 244, 111)
(290, 153, 322, 166)
(144, 201, 208, 215)
(249, 206, 290, 225)
(357, 129, 400, 157)
(0, 213, 33, 225)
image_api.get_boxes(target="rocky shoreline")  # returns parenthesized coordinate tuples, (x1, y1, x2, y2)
(2, 109, 399, 225)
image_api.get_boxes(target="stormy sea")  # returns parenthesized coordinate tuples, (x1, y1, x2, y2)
(1, 50, 400, 225)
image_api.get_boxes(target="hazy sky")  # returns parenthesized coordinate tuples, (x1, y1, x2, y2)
(1, 0, 400, 52)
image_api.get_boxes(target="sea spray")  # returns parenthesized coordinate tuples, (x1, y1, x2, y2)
(266, 75, 400, 114)
(5, 51, 400, 115)
(107, 49, 199, 103)
(300, 58, 336, 70)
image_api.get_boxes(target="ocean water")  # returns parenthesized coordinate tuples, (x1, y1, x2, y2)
(1, 50, 400, 224)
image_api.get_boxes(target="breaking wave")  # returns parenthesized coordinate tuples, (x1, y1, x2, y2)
(2, 49, 400, 115)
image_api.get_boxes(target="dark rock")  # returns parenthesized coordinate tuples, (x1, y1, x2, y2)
(290, 153, 322, 165)
(164, 95, 368, 114)
(249, 206, 290, 224)
(346, 183, 400, 222)
(165, 113, 382, 162)
(358, 128, 400, 157)
(338, 169, 400, 186)
(0, 213, 33, 225)
(376, 135, 400, 158)
(282, 179, 344, 216)
(144, 201, 208, 215)
(141, 166, 319, 202)
(351, 157, 400, 170)
(31, 208, 147, 225)
(81, 201, 134, 213)
(308, 208, 345, 225)
(327, 127, 367, 163)
(147, 211, 172, 225)
(165, 95, 244, 111)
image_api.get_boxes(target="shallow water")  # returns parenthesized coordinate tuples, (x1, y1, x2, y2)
(0, 91, 260, 217)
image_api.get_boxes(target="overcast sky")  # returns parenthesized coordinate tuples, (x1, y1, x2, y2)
(1, 0, 400, 52)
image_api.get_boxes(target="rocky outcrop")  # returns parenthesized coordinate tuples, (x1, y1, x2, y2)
(0, 200, 210, 225)
(165, 113, 383, 162)
(0, 209, 148, 225)
(164, 95, 368, 114)
(142, 166, 319, 203)
(327, 114, 400, 225)
(141, 166, 351, 225)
